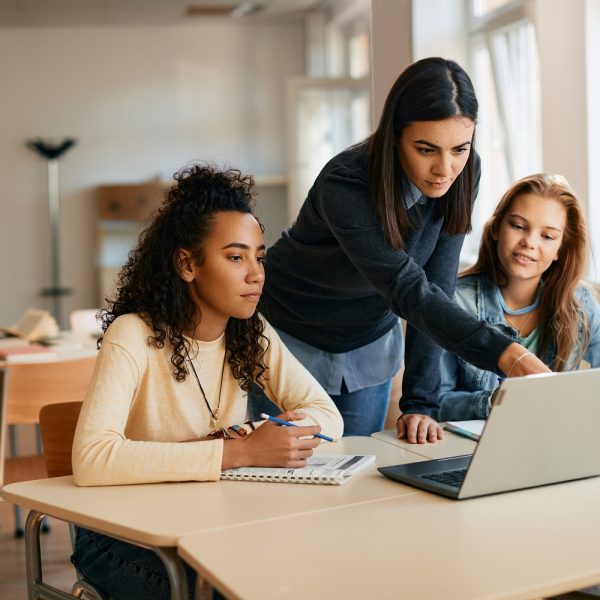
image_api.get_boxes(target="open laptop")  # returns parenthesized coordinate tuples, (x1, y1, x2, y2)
(378, 368, 600, 499)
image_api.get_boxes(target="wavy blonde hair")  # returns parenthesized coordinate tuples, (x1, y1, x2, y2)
(462, 173, 589, 370)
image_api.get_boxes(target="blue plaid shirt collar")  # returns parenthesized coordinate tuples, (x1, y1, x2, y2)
(403, 180, 427, 209)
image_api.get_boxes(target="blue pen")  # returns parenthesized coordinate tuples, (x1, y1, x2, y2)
(259, 413, 335, 442)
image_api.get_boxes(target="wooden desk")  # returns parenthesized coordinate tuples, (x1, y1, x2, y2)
(2, 436, 423, 600)
(178, 476, 600, 600)
(372, 427, 477, 459)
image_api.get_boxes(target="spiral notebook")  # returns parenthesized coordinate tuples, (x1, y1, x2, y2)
(220, 454, 375, 485)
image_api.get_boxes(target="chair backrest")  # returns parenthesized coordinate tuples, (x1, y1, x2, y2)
(0, 356, 96, 486)
(3, 356, 96, 425)
(39, 401, 83, 477)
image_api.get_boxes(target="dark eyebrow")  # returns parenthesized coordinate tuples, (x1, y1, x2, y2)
(413, 140, 472, 150)
(221, 242, 266, 251)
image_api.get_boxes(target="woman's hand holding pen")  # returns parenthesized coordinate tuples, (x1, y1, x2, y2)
(497, 342, 551, 378)
(221, 411, 321, 470)
(397, 413, 443, 444)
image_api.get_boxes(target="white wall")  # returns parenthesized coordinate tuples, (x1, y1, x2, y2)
(532, 0, 588, 203)
(585, 0, 600, 280)
(532, 0, 600, 280)
(370, 0, 412, 124)
(412, 0, 467, 65)
(0, 20, 303, 327)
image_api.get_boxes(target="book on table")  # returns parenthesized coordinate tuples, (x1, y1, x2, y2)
(220, 454, 376, 485)
(0, 309, 59, 341)
(0, 343, 58, 363)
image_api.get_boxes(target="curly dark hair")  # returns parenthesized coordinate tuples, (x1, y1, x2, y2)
(100, 163, 269, 391)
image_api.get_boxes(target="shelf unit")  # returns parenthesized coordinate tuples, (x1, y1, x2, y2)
(96, 177, 288, 305)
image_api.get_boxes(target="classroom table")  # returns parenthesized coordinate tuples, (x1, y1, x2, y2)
(372, 426, 477, 459)
(2, 436, 423, 600)
(178, 475, 600, 600)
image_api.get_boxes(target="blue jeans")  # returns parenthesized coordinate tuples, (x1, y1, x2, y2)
(72, 528, 202, 600)
(247, 379, 391, 436)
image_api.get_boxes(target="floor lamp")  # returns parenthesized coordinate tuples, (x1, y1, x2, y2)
(25, 138, 77, 329)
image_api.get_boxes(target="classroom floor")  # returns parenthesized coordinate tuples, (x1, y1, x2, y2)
(0, 499, 75, 599)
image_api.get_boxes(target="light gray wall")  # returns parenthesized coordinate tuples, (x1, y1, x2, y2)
(533, 0, 588, 203)
(0, 20, 303, 327)
(370, 0, 412, 124)
(532, 0, 599, 279)
(412, 0, 467, 65)
(585, 0, 600, 280)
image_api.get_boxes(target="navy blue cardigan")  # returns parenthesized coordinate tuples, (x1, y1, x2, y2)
(260, 144, 512, 416)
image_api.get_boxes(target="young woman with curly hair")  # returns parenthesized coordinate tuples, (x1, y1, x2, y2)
(438, 173, 600, 421)
(71, 164, 343, 600)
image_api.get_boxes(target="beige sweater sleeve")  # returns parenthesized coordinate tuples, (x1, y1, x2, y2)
(261, 322, 344, 440)
(72, 316, 224, 486)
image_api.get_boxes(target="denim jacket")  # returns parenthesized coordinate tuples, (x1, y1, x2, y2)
(438, 274, 600, 420)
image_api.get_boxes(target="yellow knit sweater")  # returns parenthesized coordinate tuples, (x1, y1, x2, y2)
(72, 313, 343, 486)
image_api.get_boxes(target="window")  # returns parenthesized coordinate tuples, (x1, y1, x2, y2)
(462, 1, 542, 263)
(473, 0, 518, 18)
(286, 2, 372, 222)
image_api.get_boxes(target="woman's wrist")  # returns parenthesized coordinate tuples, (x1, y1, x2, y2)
(497, 342, 527, 376)
(506, 351, 533, 377)
(221, 437, 246, 470)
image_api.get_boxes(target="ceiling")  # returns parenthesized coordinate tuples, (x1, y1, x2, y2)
(0, 0, 324, 27)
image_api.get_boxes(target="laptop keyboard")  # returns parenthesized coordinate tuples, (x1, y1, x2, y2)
(422, 468, 468, 488)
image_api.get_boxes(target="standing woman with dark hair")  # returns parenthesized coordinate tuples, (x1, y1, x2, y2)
(250, 56, 550, 442)
(71, 164, 343, 600)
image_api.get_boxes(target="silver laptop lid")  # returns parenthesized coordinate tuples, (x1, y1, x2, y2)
(459, 368, 600, 499)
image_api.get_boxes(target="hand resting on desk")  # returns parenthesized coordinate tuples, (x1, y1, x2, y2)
(396, 413, 444, 444)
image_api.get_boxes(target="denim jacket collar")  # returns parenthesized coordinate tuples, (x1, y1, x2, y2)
(476, 276, 507, 326)
(472, 274, 560, 364)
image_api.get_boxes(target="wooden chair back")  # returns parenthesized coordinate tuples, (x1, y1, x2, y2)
(0, 356, 96, 486)
(4, 356, 96, 425)
(39, 401, 82, 478)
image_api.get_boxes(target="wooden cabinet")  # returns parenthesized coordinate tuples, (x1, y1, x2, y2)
(96, 182, 168, 305)
(97, 182, 166, 221)
(96, 178, 287, 305)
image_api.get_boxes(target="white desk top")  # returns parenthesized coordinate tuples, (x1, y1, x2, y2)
(179, 476, 600, 600)
(372, 427, 477, 459)
(2, 436, 422, 547)
(0, 332, 98, 365)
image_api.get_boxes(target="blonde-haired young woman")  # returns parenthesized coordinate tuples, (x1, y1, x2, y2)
(439, 173, 600, 420)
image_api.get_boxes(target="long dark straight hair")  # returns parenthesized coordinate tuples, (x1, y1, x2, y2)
(368, 57, 479, 249)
